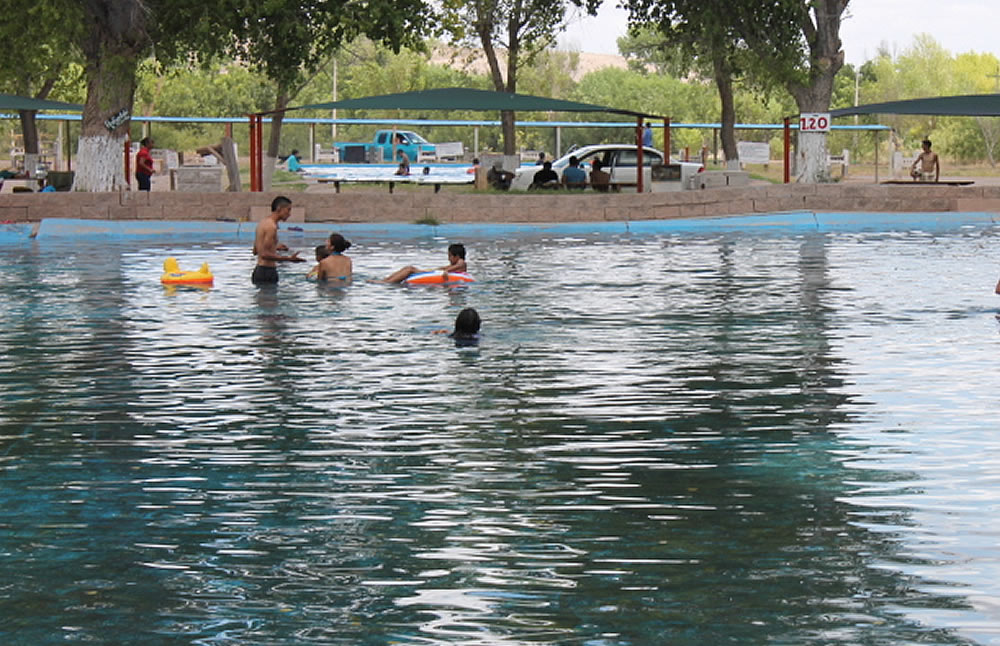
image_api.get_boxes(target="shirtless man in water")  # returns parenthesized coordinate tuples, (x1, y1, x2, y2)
(252, 196, 305, 285)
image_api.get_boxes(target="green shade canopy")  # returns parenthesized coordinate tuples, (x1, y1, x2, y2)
(0, 93, 83, 112)
(831, 94, 1000, 118)
(292, 87, 656, 118)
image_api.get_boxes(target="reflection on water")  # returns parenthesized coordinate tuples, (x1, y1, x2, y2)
(2, 223, 1000, 644)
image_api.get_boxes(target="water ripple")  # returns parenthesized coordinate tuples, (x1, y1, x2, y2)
(2, 229, 999, 644)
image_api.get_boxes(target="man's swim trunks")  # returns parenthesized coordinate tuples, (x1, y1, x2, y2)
(252, 265, 279, 285)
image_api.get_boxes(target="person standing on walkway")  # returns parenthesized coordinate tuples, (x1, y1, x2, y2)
(642, 123, 653, 148)
(135, 137, 155, 191)
(252, 196, 305, 285)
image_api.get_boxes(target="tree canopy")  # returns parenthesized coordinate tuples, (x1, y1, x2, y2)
(9, 1, 1000, 185)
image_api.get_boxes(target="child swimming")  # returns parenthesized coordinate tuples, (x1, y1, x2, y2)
(435, 307, 481, 345)
(306, 244, 330, 279)
(384, 243, 467, 283)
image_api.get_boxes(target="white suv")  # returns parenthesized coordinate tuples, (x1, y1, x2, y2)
(510, 144, 704, 192)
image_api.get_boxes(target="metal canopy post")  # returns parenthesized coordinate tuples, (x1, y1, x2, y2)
(874, 130, 879, 183)
(248, 115, 259, 192)
(663, 118, 671, 161)
(636, 118, 644, 193)
(260, 115, 266, 190)
(783, 117, 791, 184)
(124, 132, 131, 190)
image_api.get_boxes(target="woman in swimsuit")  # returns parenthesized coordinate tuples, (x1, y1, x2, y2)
(317, 233, 352, 283)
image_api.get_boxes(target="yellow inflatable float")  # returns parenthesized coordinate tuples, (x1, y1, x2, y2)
(161, 257, 214, 286)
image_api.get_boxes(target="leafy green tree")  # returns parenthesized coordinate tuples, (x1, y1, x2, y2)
(627, 0, 850, 181)
(134, 61, 275, 154)
(951, 51, 1000, 166)
(618, 28, 691, 78)
(184, 0, 435, 187)
(440, 0, 600, 154)
(18, 0, 435, 191)
(22, 0, 225, 191)
(776, 0, 850, 182)
(856, 37, 1000, 167)
(570, 66, 715, 152)
(0, 2, 84, 175)
(299, 40, 490, 153)
(620, 2, 803, 166)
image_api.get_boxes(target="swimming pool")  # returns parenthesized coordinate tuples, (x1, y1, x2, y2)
(2, 213, 1000, 644)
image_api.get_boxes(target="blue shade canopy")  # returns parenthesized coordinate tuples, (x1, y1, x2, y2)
(0, 93, 83, 112)
(292, 87, 657, 118)
(831, 94, 1000, 117)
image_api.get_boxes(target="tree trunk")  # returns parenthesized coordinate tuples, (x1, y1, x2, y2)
(19, 111, 40, 177)
(713, 56, 738, 167)
(73, 24, 141, 191)
(785, 0, 846, 184)
(479, 24, 517, 156)
(795, 131, 830, 183)
(500, 111, 516, 156)
(502, 17, 520, 156)
(263, 89, 290, 191)
(790, 80, 837, 183)
(72, 0, 147, 192)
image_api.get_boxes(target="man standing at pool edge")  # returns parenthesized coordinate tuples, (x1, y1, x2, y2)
(252, 196, 305, 285)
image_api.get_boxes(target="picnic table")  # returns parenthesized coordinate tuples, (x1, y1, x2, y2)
(315, 175, 474, 193)
(881, 180, 975, 186)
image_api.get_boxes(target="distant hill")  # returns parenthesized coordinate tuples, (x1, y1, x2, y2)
(429, 45, 629, 83)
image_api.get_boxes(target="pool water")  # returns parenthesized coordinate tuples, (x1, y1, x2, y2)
(2, 215, 1000, 645)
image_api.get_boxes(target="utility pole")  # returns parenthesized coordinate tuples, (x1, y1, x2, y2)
(331, 58, 338, 143)
(989, 65, 1000, 91)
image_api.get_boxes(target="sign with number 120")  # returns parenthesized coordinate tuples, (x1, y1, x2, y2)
(799, 113, 831, 133)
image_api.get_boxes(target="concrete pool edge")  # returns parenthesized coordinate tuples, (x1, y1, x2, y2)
(3, 182, 1000, 226)
(2, 210, 999, 243)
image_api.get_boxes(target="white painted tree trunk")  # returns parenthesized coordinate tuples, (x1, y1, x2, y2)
(796, 131, 831, 184)
(24, 152, 39, 178)
(263, 155, 277, 191)
(73, 135, 128, 192)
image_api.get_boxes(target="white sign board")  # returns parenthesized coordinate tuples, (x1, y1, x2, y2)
(736, 141, 771, 165)
(799, 112, 831, 133)
(435, 142, 464, 159)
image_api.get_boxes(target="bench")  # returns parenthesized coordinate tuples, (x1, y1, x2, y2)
(316, 176, 473, 193)
(0, 179, 40, 193)
(687, 171, 749, 190)
(881, 180, 974, 186)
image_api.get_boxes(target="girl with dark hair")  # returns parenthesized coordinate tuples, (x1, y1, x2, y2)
(317, 233, 352, 283)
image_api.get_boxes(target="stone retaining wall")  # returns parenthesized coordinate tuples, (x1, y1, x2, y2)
(3, 184, 1000, 224)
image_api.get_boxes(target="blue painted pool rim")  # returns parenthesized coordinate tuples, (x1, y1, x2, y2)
(1, 211, 999, 244)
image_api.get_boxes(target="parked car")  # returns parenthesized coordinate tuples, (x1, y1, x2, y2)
(509, 144, 704, 191)
(333, 130, 436, 163)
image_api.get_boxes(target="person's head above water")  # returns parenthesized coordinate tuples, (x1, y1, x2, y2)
(447, 243, 466, 260)
(315, 244, 330, 261)
(328, 232, 351, 253)
(453, 308, 481, 337)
